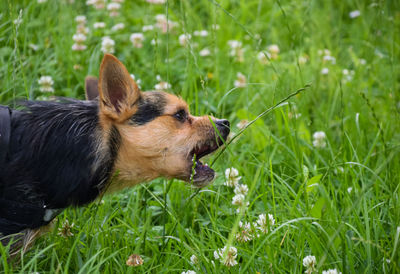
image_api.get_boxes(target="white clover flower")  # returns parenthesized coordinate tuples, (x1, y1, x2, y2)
(73, 64, 82, 70)
(179, 34, 191, 47)
(228, 40, 242, 49)
(236, 221, 253, 242)
(142, 25, 154, 32)
(312, 131, 327, 148)
(321, 68, 329, 75)
(155, 81, 171, 91)
(342, 69, 355, 83)
(101, 36, 115, 54)
(303, 255, 316, 273)
(181, 271, 196, 274)
(228, 40, 244, 62)
(268, 44, 280, 60)
(93, 22, 106, 29)
(76, 25, 89, 35)
(255, 213, 275, 234)
(107, 2, 121, 17)
(323, 55, 336, 64)
(57, 219, 74, 237)
(232, 194, 248, 208)
(38, 76, 54, 92)
(86, 0, 105, 9)
(257, 51, 270, 65)
(130, 33, 145, 48)
(193, 30, 208, 37)
(214, 246, 238, 267)
(146, 0, 166, 3)
(199, 48, 211, 57)
(234, 184, 248, 196)
(298, 55, 308, 65)
(155, 14, 166, 21)
(234, 72, 246, 88)
(73, 33, 86, 43)
(72, 43, 87, 51)
(113, 0, 124, 2)
(359, 58, 366, 65)
(347, 187, 353, 194)
(268, 44, 280, 54)
(155, 14, 177, 33)
(190, 254, 198, 265)
(322, 269, 342, 274)
(224, 168, 241, 187)
(72, 33, 87, 51)
(37, 0, 47, 3)
(111, 23, 125, 31)
(75, 15, 87, 25)
(349, 10, 360, 18)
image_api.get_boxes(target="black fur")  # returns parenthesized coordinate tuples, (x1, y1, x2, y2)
(0, 99, 120, 235)
(131, 92, 166, 125)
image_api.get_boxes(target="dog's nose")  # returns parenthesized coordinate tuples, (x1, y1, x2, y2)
(215, 119, 230, 139)
(217, 119, 230, 129)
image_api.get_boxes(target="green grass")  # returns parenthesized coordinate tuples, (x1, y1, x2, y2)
(1, 0, 400, 273)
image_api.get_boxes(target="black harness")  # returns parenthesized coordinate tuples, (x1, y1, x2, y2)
(0, 105, 10, 173)
(0, 105, 61, 235)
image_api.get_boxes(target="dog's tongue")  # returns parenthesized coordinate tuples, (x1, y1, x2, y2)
(191, 160, 215, 187)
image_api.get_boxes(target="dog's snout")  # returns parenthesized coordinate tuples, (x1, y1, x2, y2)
(215, 119, 230, 140)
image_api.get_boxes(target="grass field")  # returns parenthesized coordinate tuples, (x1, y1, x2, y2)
(1, 0, 400, 273)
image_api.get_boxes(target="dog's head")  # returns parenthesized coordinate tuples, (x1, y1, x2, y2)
(96, 54, 230, 190)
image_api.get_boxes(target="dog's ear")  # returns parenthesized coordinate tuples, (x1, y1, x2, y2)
(98, 54, 140, 122)
(85, 76, 99, 100)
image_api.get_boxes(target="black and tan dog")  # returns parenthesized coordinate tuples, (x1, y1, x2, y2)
(0, 54, 230, 251)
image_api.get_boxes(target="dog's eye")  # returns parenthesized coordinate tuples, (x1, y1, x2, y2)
(173, 109, 187, 122)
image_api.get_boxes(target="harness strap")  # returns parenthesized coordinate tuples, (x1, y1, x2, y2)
(0, 105, 11, 170)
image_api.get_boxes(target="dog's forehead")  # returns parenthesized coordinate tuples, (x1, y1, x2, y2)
(162, 92, 188, 113)
(142, 91, 188, 113)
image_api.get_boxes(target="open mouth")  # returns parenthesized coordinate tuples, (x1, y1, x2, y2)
(188, 138, 225, 187)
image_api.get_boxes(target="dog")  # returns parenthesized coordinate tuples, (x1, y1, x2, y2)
(0, 54, 230, 252)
